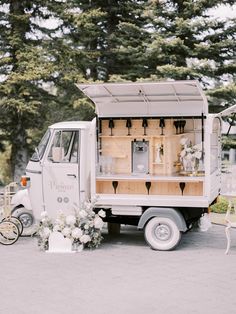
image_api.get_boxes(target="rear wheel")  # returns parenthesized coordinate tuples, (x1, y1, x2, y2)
(12, 207, 36, 236)
(144, 217, 181, 251)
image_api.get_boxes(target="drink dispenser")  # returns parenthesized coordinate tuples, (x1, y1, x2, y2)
(132, 140, 149, 174)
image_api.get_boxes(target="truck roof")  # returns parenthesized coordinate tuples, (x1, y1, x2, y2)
(76, 80, 209, 118)
(49, 121, 91, 130)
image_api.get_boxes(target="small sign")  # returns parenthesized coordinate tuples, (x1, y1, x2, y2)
(46, 231, 75, 253)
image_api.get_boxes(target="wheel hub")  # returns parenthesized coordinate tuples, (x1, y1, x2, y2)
(19, 213, 33, 228)
(154, 224, 171, 241)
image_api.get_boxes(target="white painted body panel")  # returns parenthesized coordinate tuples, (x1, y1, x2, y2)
(11, 189, 32, 210)
(95, 194, 209, 208)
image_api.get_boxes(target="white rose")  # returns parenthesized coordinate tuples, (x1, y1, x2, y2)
(185, 153, 192, 160)
(41, 211, 48, 219)
(194, 143, 202, 150)
(84, 202, 92, 211)
(94, 217, 104, 230)
(71, 228, 83, 239)
(84, 224, 89, 230)
(80, 234, 91, 244)
(194, 151, 202, 159)
(98, 210, 106, 218)
(79, 210, 88, 219)
(43, 227, 51, 238)
(66, 215, 76, 226)
(53, 225, 61, 232)
(62, 227, 71, 237)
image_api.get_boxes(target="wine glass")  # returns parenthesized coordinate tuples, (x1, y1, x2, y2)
(180, 120, 186, 134)
(174, 121, 179, 134)
(112, 181, 118, 194)
(179, 182, 186, 195)
(159, 118, 165, 135)
(126, 118, 132, 136)
(109, 119, 114, 136)
(142, 118, 148, 136)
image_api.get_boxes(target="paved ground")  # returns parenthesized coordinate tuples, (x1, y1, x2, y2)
(1, 223, 236, 314)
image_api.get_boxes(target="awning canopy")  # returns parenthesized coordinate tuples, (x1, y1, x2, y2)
(217, 104, 236, 117)
(76, 80, 209, 118)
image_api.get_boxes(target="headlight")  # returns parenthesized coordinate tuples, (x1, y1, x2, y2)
(20, 176, 30, 187)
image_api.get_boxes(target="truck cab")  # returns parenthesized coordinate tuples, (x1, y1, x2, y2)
(11, 80, 234, 250)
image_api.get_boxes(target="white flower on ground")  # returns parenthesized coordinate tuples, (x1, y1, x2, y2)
(71, 228, 83, 239)
(66, 215, 76, 226)
(94, 216, 104, 230)
(41, 211, 48, 219)
(98, 209, 106, 218)
(80, 234, 91, 244)
(79, 209, 88, 219)
(84, 201, 92, 211)
(62, 227, 71, 237)
(84, 224, 89, 230)
(43, 227, 51, 238)
(53, 225, 61, 232)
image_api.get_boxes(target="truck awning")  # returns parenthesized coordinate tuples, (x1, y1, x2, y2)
(217, 104, 236, 117)
(76, 80, 208, 118)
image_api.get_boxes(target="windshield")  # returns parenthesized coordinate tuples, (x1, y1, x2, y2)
(30, 129, 51, 162)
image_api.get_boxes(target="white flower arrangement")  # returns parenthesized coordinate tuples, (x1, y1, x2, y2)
(37, 200, 104, 251)
(180, 137, 202, 172)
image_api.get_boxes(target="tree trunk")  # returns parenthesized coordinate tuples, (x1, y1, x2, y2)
(10, 122, 28, 183)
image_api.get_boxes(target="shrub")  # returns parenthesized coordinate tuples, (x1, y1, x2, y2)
(210, 197, 231, 213)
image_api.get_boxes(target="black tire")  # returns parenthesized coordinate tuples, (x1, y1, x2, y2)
(0, 221, 19, 245)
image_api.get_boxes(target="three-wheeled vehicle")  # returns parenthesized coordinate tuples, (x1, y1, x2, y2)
(10, 80, 236, 250)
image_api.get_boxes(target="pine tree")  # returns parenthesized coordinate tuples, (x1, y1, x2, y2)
(0, 0, 93, 181)
(69, 0, 150, 81)
(145, 0, 236, 111)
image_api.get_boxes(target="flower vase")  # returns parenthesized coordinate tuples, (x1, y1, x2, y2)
(182, 158, 188, 173)
(191, 158, 198, 176)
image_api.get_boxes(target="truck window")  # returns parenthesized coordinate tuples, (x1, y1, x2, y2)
(30, 129, 51, 162)
(47, 130, 79, 163)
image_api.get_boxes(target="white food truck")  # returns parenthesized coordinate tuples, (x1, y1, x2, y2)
(11, 80, 235, 250)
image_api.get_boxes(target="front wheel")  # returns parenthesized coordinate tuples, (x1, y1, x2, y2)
(144, 217, 181, 251)
(12, 207, 36, 236)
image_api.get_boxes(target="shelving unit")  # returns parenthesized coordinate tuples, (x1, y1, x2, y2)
(96, 117, 205, 197)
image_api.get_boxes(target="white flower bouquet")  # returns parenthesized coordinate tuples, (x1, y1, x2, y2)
(179, 137, 202, 172)
(37, 200, 105, 251)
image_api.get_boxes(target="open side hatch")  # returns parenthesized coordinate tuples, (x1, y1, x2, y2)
(76, 80, 208, 118)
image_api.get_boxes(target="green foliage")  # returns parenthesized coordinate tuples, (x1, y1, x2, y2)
(145, 0, 236, 111)
(222, 136, 236, 150)
(210, 197, 229, 214)
(0, 146, 12, 185)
